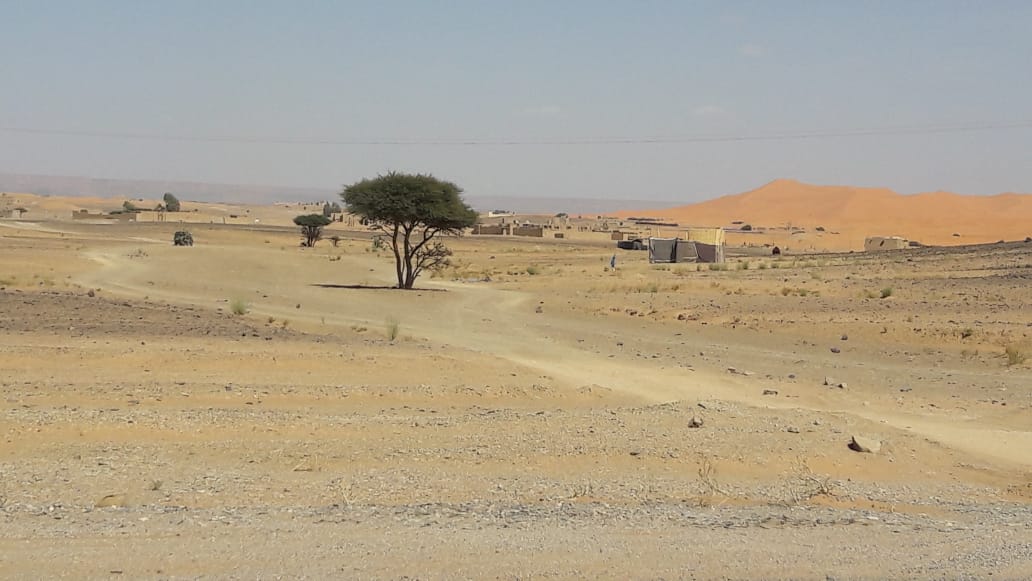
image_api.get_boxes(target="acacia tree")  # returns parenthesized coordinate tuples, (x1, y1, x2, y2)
(342, 172, 477, 289)
(293, 213, 332, 247)
(163, 193, 181, 212)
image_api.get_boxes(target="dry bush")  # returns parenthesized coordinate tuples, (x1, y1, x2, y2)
(1005, 343, 1029, 366)
(695, 456, 730, 506)
(385, 317, 401, 341)
(229, 297, 249, 315)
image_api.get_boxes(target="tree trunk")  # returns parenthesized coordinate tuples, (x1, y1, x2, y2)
(390, 224, 404, 289)
(402, 226, 415, 289)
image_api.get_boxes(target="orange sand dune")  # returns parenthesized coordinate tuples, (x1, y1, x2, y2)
(618, 179, 1032, 250)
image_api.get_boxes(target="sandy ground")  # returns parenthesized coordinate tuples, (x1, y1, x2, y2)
(1, 218, 1030, 579)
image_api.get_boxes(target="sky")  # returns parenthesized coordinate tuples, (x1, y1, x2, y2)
(2, 1, 1031, 203)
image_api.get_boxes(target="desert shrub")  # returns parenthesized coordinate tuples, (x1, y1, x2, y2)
(1005, 344, 1029, 366)
(525, 265, 540, 275)
(229, 298, 249, 315)
(880, 287, 894, 299)
(960, 328, 974, 339)
(737, 261, 749, 270)
(385, 317, 400, 341)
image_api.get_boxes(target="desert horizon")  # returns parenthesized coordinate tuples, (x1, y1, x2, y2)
(4, 175, 1031, 252)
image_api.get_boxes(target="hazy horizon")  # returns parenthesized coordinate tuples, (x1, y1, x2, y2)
(3, 2, 1031, 202)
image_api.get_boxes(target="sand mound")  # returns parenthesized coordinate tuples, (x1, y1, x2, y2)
(618, 179, 1032, 248)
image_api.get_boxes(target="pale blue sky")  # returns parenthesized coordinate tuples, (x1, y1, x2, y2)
(2, 1, 1030, 202)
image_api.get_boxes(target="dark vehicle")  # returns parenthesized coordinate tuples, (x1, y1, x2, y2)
(173, 231, 194, 246)
(616, 238, 647, 250)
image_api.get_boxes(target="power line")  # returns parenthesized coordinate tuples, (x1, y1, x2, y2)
(1, 119, 1031, 146)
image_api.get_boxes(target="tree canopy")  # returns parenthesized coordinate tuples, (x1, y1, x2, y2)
(293, 213, 332, 247)
(342, 172, 478, 289)
(163, 193, 181, 212)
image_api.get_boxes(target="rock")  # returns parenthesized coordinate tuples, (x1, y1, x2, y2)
(848, 435, 881, 454)
(838, 382, 847, 389)
(728, 367, 755, 376)
(830, 347, 841, 354)
(824, 377, 847, 389)
(840, 334, 848, 341)
(813, 419, 822, 426)
(95, 493, 129, 508)
(762, 389, 778, 396)
(688, 416, 704, 428)
(787, 426, 800, 433)
(787, 374, 796, 379)
(87, 289, 95, 298)
(534, 305, 543, 313)
(824, 377, 836, 386)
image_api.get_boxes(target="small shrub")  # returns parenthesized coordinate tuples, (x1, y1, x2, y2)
(737, 261, 749, 270)
(960, 328, 974, 339)
(525, 265, 540, 275)
(1005, 344, 1029, 366)
(385, 317, 400, 341)
(757, 262, 768, 270)
(880, 287, 894, 299)
(229, 298, 249, 315)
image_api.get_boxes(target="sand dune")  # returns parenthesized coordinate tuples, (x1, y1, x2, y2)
(619, 179, 1032, 249)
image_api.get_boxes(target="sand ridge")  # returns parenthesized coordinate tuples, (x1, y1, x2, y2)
(618, 178, 1032, 249)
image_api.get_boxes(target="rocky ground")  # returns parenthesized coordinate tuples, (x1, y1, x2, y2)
(0, 221, 1030, 579)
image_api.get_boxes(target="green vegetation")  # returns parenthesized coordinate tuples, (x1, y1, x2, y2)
(294, 214, 332, 247)
(343, 172, 478, 289)
(162, 192, 181, 212)
(880, 287, 894, 299)
(229, 297, 249, 315)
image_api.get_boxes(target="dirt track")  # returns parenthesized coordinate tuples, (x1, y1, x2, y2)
(1, 220, 1030, 579)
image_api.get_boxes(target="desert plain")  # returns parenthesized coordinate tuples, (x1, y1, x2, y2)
(1, 193, 1031, 580)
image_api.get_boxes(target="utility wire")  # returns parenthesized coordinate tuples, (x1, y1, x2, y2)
(1, 119, 1031, 146)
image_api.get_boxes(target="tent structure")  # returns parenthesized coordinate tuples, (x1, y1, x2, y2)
(648, 237, 724, 263)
